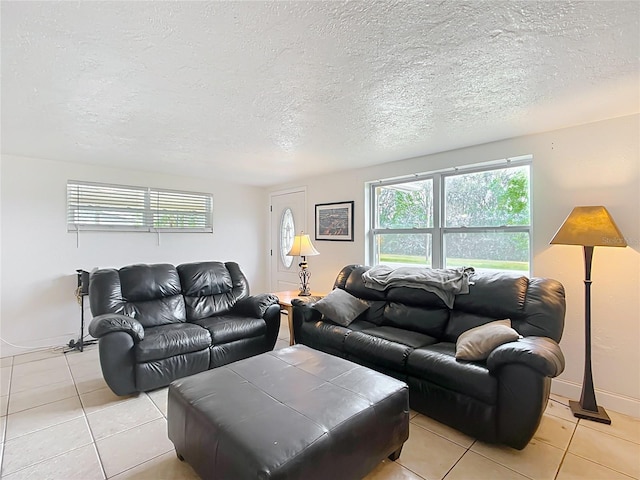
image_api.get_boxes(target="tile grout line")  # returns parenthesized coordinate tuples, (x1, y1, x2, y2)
(578, 419, 640, 445)
(0, 361, 13, 476)
(408, 417, 473, 450)
(0, 353, 117, 479)
(3, 369, 88, 442)
(2, 443, 98, 477)
(462, 440, 537, 480)
(66, 350, 109, 480)
(104, 448, 174, 480)
(566, 420, 640, 479)
(468, 437, 565, 479)
(6, 381, 79, 417)
(67, 349, 169, 478)
(3, 353, 88, 477)
(85, 405, 169, 478)
(438, 439, 473, 480)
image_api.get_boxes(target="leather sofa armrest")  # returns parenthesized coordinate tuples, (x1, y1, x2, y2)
(88, 314, 144, 343)
(486, 336, 565, 377)
(291, 300, 323, 345)
(234, 294, 279, 318)
(291, 299, 323, 322)
(291, 297, 322, 322)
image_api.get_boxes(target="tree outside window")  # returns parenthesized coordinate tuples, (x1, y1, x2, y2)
(371, 161, 531, 274)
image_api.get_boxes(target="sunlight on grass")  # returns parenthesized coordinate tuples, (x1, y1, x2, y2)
(379, 254, 528, 271)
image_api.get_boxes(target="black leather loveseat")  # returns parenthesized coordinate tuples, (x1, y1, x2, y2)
(88, 261, 280, 395)
(292, 264, 566, 449)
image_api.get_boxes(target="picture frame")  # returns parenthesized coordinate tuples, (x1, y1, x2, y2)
(315, 201, 354, 241)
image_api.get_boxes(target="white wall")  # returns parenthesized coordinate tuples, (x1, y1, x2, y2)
(0, 155, 268, 357)
(267, 114, 640, 417)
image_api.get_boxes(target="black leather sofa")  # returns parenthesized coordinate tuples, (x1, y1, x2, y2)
(88, 261, 280, 396)
(292, 265, 566, 449)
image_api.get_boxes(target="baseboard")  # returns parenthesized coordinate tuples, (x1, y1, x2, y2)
(552, 378, 640, 419)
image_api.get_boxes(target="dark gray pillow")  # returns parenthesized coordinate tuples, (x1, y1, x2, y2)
(313, 288, 370, 327)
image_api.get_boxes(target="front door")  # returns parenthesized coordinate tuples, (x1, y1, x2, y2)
(270, 189, 307, 292)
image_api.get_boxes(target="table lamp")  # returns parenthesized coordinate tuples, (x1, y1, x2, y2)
(287, 232, 320, 296)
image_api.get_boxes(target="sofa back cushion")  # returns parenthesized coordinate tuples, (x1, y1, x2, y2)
(517, 277, 565, 342)
(332, 265, 566, 344)
(178, 261, 249, 321)
(444, 311, 501, 343)
(452, 272, 565, 342)
(384, 303, 450, 338)
(336, 265, 450, 337)
(453, 272, 528, 317)
(340, 265, 387, 301)
(89, 263, 186, 328)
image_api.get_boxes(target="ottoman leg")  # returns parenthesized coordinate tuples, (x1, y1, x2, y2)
(388, 446, 403, 461)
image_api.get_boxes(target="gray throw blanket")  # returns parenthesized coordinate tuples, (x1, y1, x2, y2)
(362, 265, 475, 308)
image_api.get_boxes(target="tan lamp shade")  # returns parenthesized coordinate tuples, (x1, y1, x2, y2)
(550, 206, 627, 247)
(287, 233, 320, 257)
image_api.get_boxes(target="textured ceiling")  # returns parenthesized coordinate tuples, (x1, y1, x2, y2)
(1, 1, 639, 186)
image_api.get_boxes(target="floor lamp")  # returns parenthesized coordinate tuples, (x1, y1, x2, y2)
(287, 232, 320, 296)
(550, 206, 627, 424)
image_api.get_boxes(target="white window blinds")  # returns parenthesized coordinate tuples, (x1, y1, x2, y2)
(67, 181, 213, 232)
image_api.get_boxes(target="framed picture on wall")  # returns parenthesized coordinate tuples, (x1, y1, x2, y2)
(315, 201, 354, 241)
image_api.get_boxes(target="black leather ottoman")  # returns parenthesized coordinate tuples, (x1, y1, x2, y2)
(167, 345, 409, 480)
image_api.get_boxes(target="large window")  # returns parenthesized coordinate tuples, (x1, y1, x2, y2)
(67, 181, 213, 232)
(370, 159, 531, 274)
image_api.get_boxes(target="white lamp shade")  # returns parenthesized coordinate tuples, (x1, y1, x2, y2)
(287, 233, 320, 257)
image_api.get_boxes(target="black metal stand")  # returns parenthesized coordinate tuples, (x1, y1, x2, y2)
(65, 291, 97, 353)
(297, 257, 312, 296)
(569, 246, 611, 424)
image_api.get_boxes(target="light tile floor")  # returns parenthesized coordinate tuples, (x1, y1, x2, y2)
(1, 317, 638, 479)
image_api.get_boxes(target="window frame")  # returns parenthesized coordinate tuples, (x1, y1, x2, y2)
(67, 180, 213, 233)
(368, 157, 532, 273)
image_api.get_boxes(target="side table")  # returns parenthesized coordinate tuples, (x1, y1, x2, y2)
(271, 291, 325, 345)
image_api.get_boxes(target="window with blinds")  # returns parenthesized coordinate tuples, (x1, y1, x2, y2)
(67, 181, 213, 232)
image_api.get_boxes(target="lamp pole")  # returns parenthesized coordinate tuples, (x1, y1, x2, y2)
(568, 245, 611, 424)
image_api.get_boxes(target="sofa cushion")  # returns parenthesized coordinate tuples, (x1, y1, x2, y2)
(194, 315, 266, 344)
(179, 262, 249, 321)
(119, 264, 187, 327)
(383, 303, 450, 338)
(136, 349, 210, 391)
(360, 301, 387, 326)
(453, 272, 528, 318)
(136, 323, 211, 362)
(347, 320, 378, 332)
(455, 319, 520, 361)
(343, 331, 413, 373)
(314, 289, 370, 327)
(120, 263, 182, 302)
(407, 343, 498, 404)
(444, 311, 507, 343)
(123, 295, 187, 328)
(342, 265, 388, 301)
(386, 286, 448, 309)
(178, 261, 233, 296)
(357, 326, 437, 349)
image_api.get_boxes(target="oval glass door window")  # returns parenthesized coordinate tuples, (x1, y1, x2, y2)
(280, 208, 295, 268)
